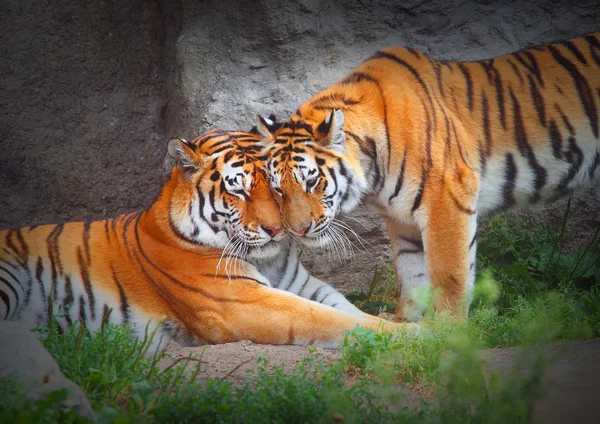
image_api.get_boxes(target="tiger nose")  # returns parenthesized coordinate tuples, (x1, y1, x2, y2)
(262, 226, 283, 237)
(294, 225, 310, 236)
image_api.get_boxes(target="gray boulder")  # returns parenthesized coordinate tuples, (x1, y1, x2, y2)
(0, 321, 95, 420)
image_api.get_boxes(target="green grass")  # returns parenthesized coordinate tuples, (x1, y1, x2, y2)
(2, 207, 599, 423)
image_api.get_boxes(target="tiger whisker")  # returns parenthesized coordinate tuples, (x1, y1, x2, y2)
(331, 219, 368, 251)
(216, 234, 237, 279)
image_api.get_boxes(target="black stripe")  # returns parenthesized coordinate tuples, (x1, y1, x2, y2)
(283, 255, 300, 292)
(509, 87, 547, 200)
(111, 266, 130, 324)
(527, 74, 546, 126)
(399, 236, 423, 250)
(211, 145, 233, 155)
(364, 136, 381, 190)
(501, 153, 517, 208)
(469, 234, 477, 249)
(481, 90, 492, 156)
(452, 120, 469, 166)
(555, 104, 576, 135)
(493, 68, 506, 129)
(589, 150, 600, 179)
(584, 34, 600, 66)
(310, 286, 326, 302)
(423, 98, 433, 168)
(447, 189, 476, 215)
(505, 58, 524, 84)
(78, 295, 87, 328)
(63, 275, 73, 326)
(562, 40, 588, 65)
(197, 187, 220, 234)
(443, 114, 452, 165)
(430, 58, 444, 97)
(121, 213, 140, 260)
(15, 229, 29, 261)
(556, 136, 584, 192)
(35, 257, 46, 300)
(513, 51, 544, 86)
(6, 230, 29, 265)
(458, 63, 473, 111)
(319, 291, 334, 304)
(0, 266, 20, 311)
(548, 44, 598, 138)
(328, 166, 338, 196)
(276, 244, 291, 287)
(406, 47, 420, 58)
(298, 276, 310, 296)
(388, 149, 407, 202)
(77, 247, 95, 321)
(479, 60, 495, 84)
(548, 119, 563, 159)
(82, 222, 92, 265)
(47, 224, 64, 274)
(341, 71, 377, 85)
(46, 224, 64, 300)
(0, 290, 9, 319)
(281, 120, 313, 135)
(0, 274, 20, 314)
(411, 173, 426, 213)
(478, 140, 487, 176)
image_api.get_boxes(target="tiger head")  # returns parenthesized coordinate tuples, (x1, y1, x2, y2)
(166, 129, 286, 259)
(259, 109, 368, 248)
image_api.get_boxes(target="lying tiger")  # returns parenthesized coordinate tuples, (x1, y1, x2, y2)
(0, 129, 408, 351)
(258, 32, 600, 321)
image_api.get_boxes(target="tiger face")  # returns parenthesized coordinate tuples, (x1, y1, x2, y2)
(167, 129, 286, 259)
(260, 110, 368, 248)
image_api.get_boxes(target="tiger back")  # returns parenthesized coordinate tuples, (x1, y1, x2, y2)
(259, 32, 600, 321)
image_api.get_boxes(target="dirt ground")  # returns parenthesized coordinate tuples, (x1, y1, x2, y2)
(159, 339, 600, 422)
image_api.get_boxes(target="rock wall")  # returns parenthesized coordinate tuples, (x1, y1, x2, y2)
(0, 0, 167, 227)
(1, 0, 599, 292)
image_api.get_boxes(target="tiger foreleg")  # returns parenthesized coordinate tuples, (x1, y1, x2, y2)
(385, 218, 430, 322)
(192, 282, 414, 348)
(420, 170, 479, 320)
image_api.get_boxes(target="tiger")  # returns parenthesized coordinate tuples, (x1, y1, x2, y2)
(0, 129, 409, 352)
(258, 32, 600, 322)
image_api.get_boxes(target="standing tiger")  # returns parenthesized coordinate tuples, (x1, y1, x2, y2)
(259, 32, 600, 321)
(0, 129, 406, 351)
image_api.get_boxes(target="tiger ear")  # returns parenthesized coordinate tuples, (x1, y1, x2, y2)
(256, 114, 279, 142)
(167, 138, 202, 175)
(318, 109, 346, 152)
